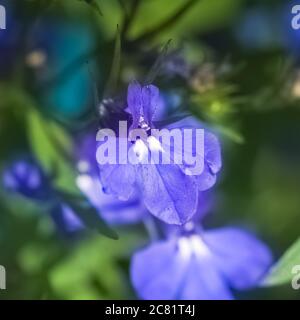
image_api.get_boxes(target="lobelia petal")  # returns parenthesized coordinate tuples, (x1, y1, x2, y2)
(77, 174, 144, 225)
(130, 239, 188, 300)
(180, 255, 233, 300)
(98, 138, 137, 201)
(99, 197, 145, 225)
(136, 162, 198, 225)
(195, 163, 217, 191)
(99, 162, 136, 201)
(193, 191, 214, 222)
(204, 227, 273, 290)
(186, 130, 221, 190)
(3, 160, 51, 201)
(27, 167, 42, 189)
(204, 131, 222, 175)
(151, 92, 170, 122)
(131, 236, 233, 300)
(127, 81, 142, 129)
(162, 191, 213, 238)
(165, 116, 222, 190)
(165, 115, 202, 130)
(15, 162, 28, 179)
(3, 171, 17, 189)
(166, 117, 221, 167)
(141, 84, 160, 125)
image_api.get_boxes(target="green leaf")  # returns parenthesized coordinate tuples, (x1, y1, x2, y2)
(26, 108, 78, 194)
(128, 0, 242, 43)
(49, 232, 142, 299)
(263, 238, 300, 287)
(80, 0, 103, 16)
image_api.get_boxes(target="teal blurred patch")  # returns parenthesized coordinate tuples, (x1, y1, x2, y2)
(44, 21, 95, 118)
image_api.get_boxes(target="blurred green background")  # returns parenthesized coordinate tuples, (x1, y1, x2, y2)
(0, 0, 300, 300)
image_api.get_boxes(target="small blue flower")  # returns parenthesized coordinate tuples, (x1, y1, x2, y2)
(77, 132, 212, 228)
(77, 139, 213, 227)
(98, 82, 222, 225)
(2, 159, 82, 235)
(130, 226, 272, 300)
(2, 160, 52, 201)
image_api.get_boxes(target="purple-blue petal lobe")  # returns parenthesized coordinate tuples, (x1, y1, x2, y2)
(127, 81, 142, 129)
(130, 239, 188, 300)
(99, 162, 136, 201)
(137, 163, 198, 225)
(141, 84, 160, 124)
(204, 227, 273, 290)
(77, 173, 145, 225)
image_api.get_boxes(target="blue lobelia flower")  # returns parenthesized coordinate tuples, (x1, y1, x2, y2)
(2, 159, 81, 234)
(2, 159, 82, 236)
(97, 82, 222, 225)
(2, 159, 53, 202)
(130, 226, 272, 300)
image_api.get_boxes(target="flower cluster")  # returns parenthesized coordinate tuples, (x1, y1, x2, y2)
(95, 82, 273, 300)
(1, 82, 273, 300)
(2, 159, 83, 235)
(3, 160, 52, 201)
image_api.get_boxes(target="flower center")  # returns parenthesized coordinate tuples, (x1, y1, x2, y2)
(130, 135, 165, 164)
(147, 136, 164, 153)
(132, 139, 149, 162)
(138, 116, 150, 129)
(178, 235, 211, 261)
